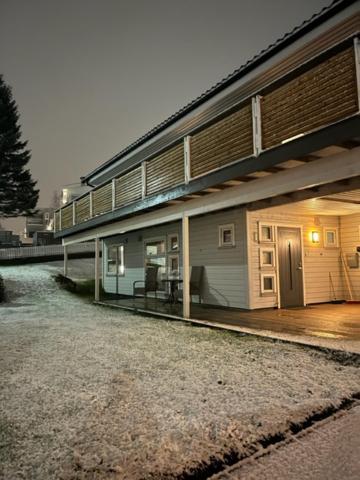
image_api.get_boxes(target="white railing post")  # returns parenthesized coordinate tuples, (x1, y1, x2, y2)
(182, 214, 190, 318)
(72, 202, 76, 226)
(142, 162, 147, 198)
(95, 238, 100, 301)
(252, 95, 262, 156)
(59, 209, 62, 231)
(184, 136, 191, 184)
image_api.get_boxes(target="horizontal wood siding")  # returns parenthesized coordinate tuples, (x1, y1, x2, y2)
(146, 144, 184, 196)
(190, 103, 253, 178)
(190, 208, 249, 309)
(60, 205, 73, 230)
(93, 183, 112, 216)
(54, 211, 60, 232)
(75, 195, 91, 224)
(115, 167, 142, 208)
(340, 213, 360, 301)
(261, 46, 358, 149)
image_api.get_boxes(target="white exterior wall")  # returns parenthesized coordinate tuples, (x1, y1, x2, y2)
(340, 213, 360, 301)
(189, 208, 249, 309)
(248, 211, 344, 308)
(103, 207, 249, 309)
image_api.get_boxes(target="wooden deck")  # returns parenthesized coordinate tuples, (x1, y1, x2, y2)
(98, 296, 360, 341)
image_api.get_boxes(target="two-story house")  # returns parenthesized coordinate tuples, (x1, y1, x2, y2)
(55, 0, 360, 328)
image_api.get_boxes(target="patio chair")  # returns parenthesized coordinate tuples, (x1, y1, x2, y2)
(190, 266, 204, 304)
(133, 266, 159, 306)
(178, 266, 204, 304)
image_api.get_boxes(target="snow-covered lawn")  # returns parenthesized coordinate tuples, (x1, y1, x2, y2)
(0, 262, 359, 479)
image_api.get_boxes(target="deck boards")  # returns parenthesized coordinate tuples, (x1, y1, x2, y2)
(99, 297, 360, 340)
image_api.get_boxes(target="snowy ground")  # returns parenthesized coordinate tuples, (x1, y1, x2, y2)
(0, 261, 359, 480)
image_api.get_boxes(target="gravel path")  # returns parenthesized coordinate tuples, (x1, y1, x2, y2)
(0, 262, 359, 479)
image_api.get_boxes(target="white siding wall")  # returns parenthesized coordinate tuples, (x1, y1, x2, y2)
(340, 213, 360, 301)
(249, 211, 344, 308)
(103, 208, 249, 309)
(189, 208, 249, 309)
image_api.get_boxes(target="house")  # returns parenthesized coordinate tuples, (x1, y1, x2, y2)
(0, 230, 21, 248)
(25, 208, 55, 239)
(54, 0, 360, 328)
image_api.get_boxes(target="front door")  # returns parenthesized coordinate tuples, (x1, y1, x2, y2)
(277, 227, 304, 308)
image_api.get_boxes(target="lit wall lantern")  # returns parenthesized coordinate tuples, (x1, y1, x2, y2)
(311, 231, 320, 243)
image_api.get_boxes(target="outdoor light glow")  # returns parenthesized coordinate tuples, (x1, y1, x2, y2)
(311, 231, 320, 243)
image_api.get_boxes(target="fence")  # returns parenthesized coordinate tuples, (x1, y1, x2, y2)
(0, 242, 95, 261)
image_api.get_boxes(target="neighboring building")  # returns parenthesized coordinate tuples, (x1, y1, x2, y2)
(61, 183, 90, 206)
(25, 208, 54, 239)
(32, 231, 61, 246)
(55, 1, 360, 321)
(0, 231, 21, 248)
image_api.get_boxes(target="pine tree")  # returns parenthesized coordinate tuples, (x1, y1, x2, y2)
(0, 75, 39, 217)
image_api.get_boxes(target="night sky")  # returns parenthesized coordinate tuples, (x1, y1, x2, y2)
(0, 0, 330, 232)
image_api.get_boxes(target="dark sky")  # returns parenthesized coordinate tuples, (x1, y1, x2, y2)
(0, 0, 330, 231)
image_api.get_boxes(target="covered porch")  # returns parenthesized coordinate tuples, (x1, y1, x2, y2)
(96, 296, 360, 342)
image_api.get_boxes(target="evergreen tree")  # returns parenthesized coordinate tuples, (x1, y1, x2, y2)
(0, 75, 39, 217)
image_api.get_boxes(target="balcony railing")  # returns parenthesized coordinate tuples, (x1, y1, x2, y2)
(55, 39, 360, 234)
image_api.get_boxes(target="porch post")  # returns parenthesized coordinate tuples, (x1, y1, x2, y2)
(63, 244, 68, 277)
(182, 214, 190, 318)
(95, 238, 100, 302)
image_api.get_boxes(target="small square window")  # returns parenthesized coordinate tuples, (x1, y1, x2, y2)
(219, 224, 235, 247)
(168, 254, 179, 276)
(324, 228, 338, 247)
(260, 273, 276, 294)
(259, 223, 274, 243)
(260, 247, 275, 268)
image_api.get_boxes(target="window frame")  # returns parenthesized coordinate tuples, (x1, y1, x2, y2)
(324, 227, 339, 248)
(259, 246, 276, 268)
(258, 222, 275, 243)
(218, 223, 235, 247)
(168, 233, 179, 252)
(260, 273, 277, 295)
(106, 244, 125, 277)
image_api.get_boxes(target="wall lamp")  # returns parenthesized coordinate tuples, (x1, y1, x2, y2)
(311, 231, 320, 243)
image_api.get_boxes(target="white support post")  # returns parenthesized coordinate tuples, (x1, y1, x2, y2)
(112, 179, 116, 210)
(63, 244, 68, 277)
(95, 237, 100, 302)
(184, 136, 191, 184)
(72, 202, 76, 226)
(354, 37, 360, 111)
(59, 208, 62, 231)
(89, 191, 93, 218)
(142, 162, 147, 198)
(252, 95, 262, 156)
(182, 214, 190, 318)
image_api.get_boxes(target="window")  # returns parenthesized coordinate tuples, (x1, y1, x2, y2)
(145, 240, 165, 256)
(107, 244, 124, 276)
(324, 228, 338, 247)
(259, 223, 274, 243)
(219, 224, 235, 247)
(260, 247, 275, 268)
(168, 233, 179, 252)
(260, 273, 277, 294)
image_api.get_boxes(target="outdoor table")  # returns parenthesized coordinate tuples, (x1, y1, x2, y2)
(161, 278, 183, 304)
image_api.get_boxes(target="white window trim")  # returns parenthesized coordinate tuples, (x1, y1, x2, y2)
(218, 223, 235, 247)
(106, 244, 125, 276)
(259, 246, 276, 268)
(258, 222, 275, 243)
(324, 227, 339, 248)
(168, 253, 180, 276)
(168, 233, 179, 252)
(260, 273, 277, 295)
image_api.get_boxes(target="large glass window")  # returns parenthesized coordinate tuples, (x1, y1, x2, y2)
(107, 244, 125, 276)
(145, 239, 166, 290)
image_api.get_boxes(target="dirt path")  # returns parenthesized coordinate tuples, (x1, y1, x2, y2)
(0, 263, 359, 479)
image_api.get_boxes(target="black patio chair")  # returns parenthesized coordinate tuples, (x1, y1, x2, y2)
(133, 265, 159, 306)
(190, 266, 204, 304)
